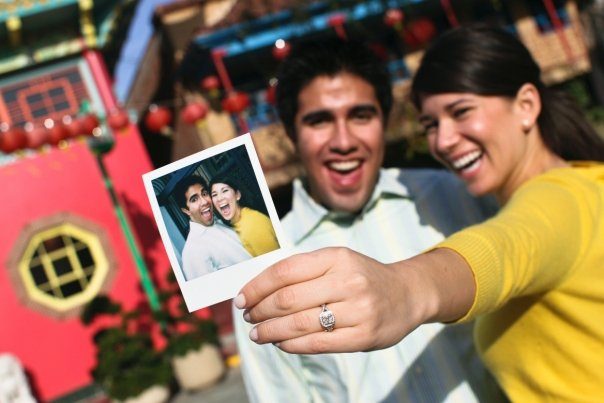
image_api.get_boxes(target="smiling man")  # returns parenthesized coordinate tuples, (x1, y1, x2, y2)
(174, 175, 250, 281)
(233, 38, 505, 403)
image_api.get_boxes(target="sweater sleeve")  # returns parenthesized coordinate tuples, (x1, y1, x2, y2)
(437, 172, 591, 321)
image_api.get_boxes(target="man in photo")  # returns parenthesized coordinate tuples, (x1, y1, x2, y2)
(175, 175, 251, 281)
(234, 38, 505, 402)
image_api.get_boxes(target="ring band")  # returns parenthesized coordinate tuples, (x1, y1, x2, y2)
(319, 304, 335, 332)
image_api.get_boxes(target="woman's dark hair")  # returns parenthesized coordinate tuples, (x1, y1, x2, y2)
(411, 24, 604, 161)
(276, 37, 393, 141)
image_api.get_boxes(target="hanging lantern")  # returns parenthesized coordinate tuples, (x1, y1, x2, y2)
(62, 115, 83, 138)
(384, 9, 404, 30)
(328, 13, 347, 40)
(79, 114, 100, 136)
(145, 104, 172, 133)
(201, 75, 221, 92)
(180, 102, 209, 125)
(0, 126, 27, 153)
(24, 123, 49, 149)
(266, 84, 277, 105)
(107, 108, 130, 131)
(45, 119, 69, 146)
(272, 39, 291, 61)
(221, 91, 250, 114)
(403, 18, 437, 48)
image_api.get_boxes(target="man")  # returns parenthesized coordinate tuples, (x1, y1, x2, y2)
(234, 39, 503, 402)
(175, 175, 250, 281)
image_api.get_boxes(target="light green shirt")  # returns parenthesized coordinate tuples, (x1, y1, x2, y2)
(234, 168, 503, 403)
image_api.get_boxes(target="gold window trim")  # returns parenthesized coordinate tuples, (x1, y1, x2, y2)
(7, 212, 117, 319)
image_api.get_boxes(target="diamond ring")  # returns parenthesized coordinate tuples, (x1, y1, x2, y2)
(319, 304, 335, 332)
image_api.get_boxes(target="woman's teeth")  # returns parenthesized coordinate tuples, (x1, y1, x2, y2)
(328, 160, 361, 172)
(452, 151, 482, 170)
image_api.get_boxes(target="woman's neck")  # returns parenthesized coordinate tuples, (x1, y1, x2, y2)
(496, 136, 568, 205)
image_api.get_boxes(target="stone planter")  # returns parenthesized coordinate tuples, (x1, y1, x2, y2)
(116, 385, 170, 403)
(171, 344, 226, 391)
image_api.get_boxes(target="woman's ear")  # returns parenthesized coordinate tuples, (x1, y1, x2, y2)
(515, 83, 541, 133)
(236, 190, 241, 201)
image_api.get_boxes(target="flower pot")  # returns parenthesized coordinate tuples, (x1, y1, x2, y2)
(116, 385, 169, 403)
(171, 344, 226, 391)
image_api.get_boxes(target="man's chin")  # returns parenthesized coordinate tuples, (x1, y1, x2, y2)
(323, 191, 370, 214)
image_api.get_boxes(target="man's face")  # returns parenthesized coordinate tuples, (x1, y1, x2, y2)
(181, 183, 214, 226)
(294, 72, 385, 213)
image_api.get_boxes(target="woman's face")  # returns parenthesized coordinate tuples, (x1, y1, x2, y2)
(419, 92, 532, 202)
(211, 183, 242, 223)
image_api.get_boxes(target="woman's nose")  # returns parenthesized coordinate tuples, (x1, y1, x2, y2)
(434, 120, 460, 152)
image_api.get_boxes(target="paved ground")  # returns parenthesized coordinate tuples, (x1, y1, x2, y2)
(172, 366, 249, 403)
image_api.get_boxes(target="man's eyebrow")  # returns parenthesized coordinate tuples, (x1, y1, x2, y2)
(349, 104, 379, 115)
(300, 110, 333, 124)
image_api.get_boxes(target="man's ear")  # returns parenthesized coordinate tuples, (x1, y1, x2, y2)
(515, 83, 541, 133)
(181, 207, 192, 218)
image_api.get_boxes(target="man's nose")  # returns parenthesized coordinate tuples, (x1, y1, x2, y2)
(329, 119, 356, 152)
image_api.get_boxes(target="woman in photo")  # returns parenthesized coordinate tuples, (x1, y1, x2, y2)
(210, 174, 279, 257)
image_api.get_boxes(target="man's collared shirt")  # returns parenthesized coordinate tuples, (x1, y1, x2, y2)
(234, 168, 503, 403)
(181, 220, 251, 281)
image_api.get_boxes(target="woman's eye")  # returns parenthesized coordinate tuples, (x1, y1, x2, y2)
(453, 107, 471, 119)
(421, 122, 437, 136)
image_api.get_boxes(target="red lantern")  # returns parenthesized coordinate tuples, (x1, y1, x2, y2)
(328, 13, 347, 40)
(79, 114, 100, 136)
(384, 9, 404, 28)
(0, 126, 27, 153)
(107, 108, 130, 131)
(272, 39, 291, 61)
(201, 75, 221, 92)
(180, 102, 209, 125)
(62, 115, 83, 138)
(145, 105, 172, 133)
(221, 92, 250, 114)
(403, 18, 437, 48)
(24, 124, 49, 149)
(45, 120, 69, 146)
(266, 84, 277, 105)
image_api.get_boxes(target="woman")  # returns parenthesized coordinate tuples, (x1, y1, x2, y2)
(210, 174, 279, 257)
(235, 25, 604, 401)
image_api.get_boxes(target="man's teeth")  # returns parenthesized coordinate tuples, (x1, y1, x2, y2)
(328, 160, 361, 172)
(452, 151, 482, 170)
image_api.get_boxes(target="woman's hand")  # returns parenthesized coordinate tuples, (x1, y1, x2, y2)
(234, 247, 444, 354)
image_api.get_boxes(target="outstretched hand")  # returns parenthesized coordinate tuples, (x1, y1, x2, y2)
(234, 247, 443, 354)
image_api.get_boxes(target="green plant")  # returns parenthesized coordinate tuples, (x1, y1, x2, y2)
(80, 295, 172, 401)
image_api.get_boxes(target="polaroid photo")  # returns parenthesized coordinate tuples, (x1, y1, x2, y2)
(143, 133, 292, 311)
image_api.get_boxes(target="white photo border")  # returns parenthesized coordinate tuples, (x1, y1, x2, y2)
(142, 133, 292, 311)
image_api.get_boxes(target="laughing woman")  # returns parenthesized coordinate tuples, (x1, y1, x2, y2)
(210, 174, 279, 257)
(235, 25, 604, 401)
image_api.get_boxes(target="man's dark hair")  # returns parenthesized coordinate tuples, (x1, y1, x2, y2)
(276, 37, 393, 141)
(173, 175, 209, 210)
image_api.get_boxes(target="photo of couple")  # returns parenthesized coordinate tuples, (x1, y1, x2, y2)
(148, 142, 280, 282)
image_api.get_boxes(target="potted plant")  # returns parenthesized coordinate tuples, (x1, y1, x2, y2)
(80, 296, 172, 403)
(154, 272, 226, 391)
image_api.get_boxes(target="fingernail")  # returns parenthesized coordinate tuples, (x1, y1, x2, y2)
(234, 293, 246, 309)
(249, 327, 258, 342)
(243, 311, 251, 323)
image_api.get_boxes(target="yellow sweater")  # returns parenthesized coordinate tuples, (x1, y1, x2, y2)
(233, 207, 279, 257)
(438, 162, 604, 402)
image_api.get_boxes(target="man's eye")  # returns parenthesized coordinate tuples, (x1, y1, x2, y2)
(352, 112, 373, 122)
(201, 191, 209, 197)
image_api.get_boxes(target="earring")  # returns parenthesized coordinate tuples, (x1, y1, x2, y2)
(522, 119, 532, 133)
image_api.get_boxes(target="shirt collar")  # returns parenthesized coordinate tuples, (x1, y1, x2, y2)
(287, 168, 411, 244)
